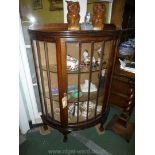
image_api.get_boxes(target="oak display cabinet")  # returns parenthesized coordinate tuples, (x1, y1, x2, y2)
(28, 23, 120, 141)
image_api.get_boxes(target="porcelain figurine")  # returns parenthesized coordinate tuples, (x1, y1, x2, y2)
(68, 103, 81, 116)
(81, 111, 90, 118)
(84, 12, 91, 24)
(81, 12, 93, 30)
(67, 55, 79, 71)
(92, 57, 96, 64)
(81, 101, 95, 110)
(83, 49, 90, 65)
(96, 46, 102, 65)
(81, 101, 95, 118)
(97, 105, 102, 113)
(80, 80, 97, 92)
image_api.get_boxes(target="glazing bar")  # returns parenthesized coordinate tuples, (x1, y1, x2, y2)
(101, 40, 117, 114)
(44, 42, 54, 119)
(36, 41, 48, 116)
(87, 42, 94, 120)
(31, 40, 44, 115)
(64, 42, 69, 121)
(95, 41, 105, 117)
(77, 42, 81, 123)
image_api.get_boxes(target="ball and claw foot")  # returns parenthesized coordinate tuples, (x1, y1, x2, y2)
(43, 124, 48, 131)
(99, 124, 105, 132)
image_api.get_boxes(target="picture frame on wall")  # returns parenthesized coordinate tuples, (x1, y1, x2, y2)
(48, 0, 63, 11)
(32, 0, 43, 10)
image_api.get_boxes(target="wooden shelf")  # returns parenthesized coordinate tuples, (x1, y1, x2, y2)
(111, 91, 128, 99)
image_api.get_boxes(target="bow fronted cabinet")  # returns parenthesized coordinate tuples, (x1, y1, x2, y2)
(28, 23, 121, 141)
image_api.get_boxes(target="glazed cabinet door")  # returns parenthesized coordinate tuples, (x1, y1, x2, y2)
(30, 34, 118, 129)
(59, 37, 117, 126)
(31, 40, 61, 123)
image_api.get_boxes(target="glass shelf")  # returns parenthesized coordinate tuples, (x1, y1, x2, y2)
(45, 87, 104, 103)
(42, 63, 107, 74)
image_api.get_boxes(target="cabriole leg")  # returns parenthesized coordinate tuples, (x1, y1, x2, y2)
(99, 122, 105, 132)
(43, 124, 48, 130)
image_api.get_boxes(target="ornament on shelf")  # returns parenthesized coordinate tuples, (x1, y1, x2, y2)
(100, 69, 106, 87)
(71, 90, 83, 98)
(68, 101, 102, 118)
(81, 101, 95, 111)
(97, 58, 101, 66)
(66, 1, 80, 30)
(80, 80, 97, 92)
(81, 101, 95, 118)
(97, 47, 101, 65)
(67, 54, 79, 71)
(92, 57, 96, 67)
(92, 2, 106, 30)
(97, 105, 102, 113)
(54, 108, 60, 115)
(83, 49, 90, 65)
(84, 12, 91, 24)
(68, 103, 81, 116)
(80, 12, 93, 30)
(81, 111, 90, 118)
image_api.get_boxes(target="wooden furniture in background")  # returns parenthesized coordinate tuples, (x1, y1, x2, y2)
(106, 29, 135, 142)
(122, 0, 135, 29)
(111, 0, 135, 29)
(106, 61, 135, 142)
(111, 0, 126, 29)
(28, 23, 120, 141)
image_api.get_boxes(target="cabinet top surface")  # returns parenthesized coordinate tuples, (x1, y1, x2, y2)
(28, 23, 119, 34)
